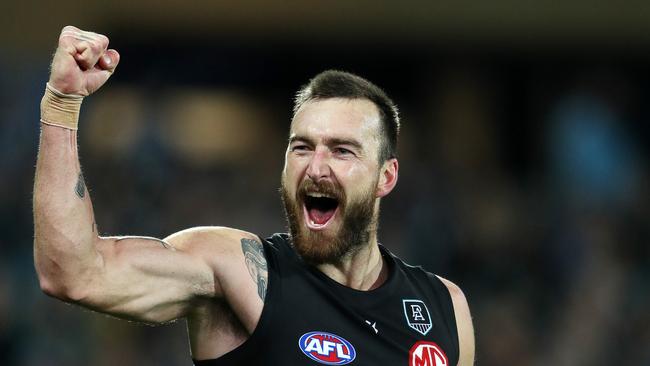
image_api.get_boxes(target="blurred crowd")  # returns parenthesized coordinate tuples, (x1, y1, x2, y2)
(0, 39, 648, 366)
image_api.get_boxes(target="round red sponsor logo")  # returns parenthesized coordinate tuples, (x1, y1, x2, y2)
(409, 341, 448, 366)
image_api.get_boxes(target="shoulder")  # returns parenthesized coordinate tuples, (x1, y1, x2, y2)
(435, 276, 466, 305)
(164, 226, 263, 265)
(164, 227, 272, 301)
(165, 226, 260, 248)
(436, 275, 475, 366)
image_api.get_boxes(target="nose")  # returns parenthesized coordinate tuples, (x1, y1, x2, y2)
(306, 148, 331, 182)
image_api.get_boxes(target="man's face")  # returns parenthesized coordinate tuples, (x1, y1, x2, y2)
(280, 98, 386, 264)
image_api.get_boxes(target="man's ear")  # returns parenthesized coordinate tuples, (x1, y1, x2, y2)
(376, 158, 398, 198)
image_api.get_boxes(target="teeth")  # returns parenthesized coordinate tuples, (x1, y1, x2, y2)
(309, 219, 325, 227)
(307, 192, 333, 199)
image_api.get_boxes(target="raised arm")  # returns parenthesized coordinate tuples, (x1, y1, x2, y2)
(33, 26, 252, 324)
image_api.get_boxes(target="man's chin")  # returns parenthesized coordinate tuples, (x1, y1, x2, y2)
(292, 225, 345, 265)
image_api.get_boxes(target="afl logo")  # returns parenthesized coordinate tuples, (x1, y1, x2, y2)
(409, 341, 448, 366)
(298, 331, 357, 365)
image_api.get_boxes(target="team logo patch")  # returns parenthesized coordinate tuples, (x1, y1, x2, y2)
(403, 299, 433, 335)
(409, 341, 449, 366)
(298, 331, 356, 365)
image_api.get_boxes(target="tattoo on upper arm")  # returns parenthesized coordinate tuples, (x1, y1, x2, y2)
(241, 238, 268, 301)
(75, 171, 86, 199)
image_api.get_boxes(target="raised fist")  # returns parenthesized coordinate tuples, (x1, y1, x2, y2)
(48, 26, 120, 96)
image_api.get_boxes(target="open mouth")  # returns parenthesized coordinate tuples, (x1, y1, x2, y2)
(302, 192, 340, 230)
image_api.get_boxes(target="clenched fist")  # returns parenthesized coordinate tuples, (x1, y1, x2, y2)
(49, 25, 120, 96)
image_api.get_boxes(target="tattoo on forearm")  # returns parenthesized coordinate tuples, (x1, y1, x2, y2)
(241, 238, 268, 301)
(75, 171, 85, 199)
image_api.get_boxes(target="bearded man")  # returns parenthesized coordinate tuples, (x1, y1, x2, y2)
(34, 26, 475, 365)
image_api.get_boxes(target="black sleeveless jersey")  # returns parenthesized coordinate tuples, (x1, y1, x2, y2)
(194, 233, 459, 366)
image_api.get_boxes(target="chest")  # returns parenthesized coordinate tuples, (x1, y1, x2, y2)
(240, 263, 458, 366)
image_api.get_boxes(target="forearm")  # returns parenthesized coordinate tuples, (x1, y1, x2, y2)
(34, 123, 101, 299)
(31, 27, 221, 322)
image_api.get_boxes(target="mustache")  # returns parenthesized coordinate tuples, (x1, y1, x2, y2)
(297, 179, 345, 202)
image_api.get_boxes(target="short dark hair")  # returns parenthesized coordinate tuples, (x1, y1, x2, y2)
(293, 70, 400, 163)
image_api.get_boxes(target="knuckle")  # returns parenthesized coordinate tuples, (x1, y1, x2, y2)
(98, 34, 110, 47)
(86, 40, 101, 53)
(77, 40, 90, 51)
(61, 25, 78, 33)
(62, 43, 77, 54)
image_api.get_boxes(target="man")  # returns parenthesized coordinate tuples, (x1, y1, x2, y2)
(34, 26, 474, 365)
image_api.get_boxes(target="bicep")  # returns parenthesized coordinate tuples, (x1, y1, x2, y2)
(81, 235, 217, 324)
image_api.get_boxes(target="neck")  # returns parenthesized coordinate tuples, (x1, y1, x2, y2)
(316, 232, 388, 291)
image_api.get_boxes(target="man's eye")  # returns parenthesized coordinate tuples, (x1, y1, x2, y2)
(334, 148, 353, 155)
(291, 145, 309, 152)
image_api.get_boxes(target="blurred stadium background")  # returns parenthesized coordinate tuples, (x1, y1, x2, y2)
(1, 1, 649, 365)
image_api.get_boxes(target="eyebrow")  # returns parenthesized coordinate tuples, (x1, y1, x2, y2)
(288, 135, 364, 152)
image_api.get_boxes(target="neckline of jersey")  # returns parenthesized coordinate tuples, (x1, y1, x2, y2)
(302, 243, 400, 301)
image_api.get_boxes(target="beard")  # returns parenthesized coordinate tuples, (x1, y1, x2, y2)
(280, 176, 378, 265)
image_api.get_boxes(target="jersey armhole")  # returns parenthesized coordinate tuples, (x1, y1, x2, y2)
(193, 236, 280, 365)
